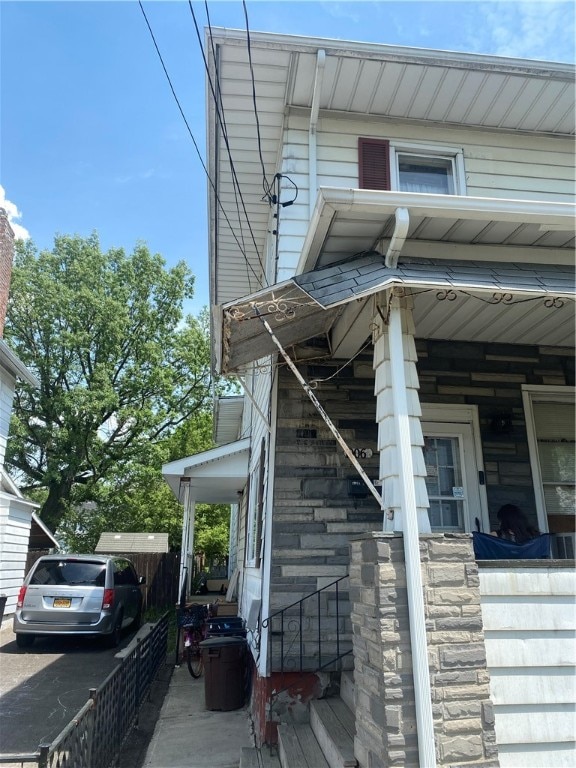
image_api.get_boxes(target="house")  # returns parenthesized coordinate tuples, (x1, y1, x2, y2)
(0, 209, 46, 621)
(163, 32, 575, 767)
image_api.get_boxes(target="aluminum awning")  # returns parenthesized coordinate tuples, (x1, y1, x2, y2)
(216, 191, 575, 374)
(162, 439, 250, 503)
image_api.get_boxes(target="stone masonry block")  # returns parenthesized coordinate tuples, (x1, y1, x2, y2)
(428, 588, 480, 606)
(444, 717, 484, 736)
(482, 700, 495, 727)
(429, 539, 474, 561)
(362, 564, 376, 586)
(440, 644, 487, 669)
(439, 734, 483, 763)
(428, 564, 466, 586)
(444, 701, 482, 720)
(435, 616, 484, 632)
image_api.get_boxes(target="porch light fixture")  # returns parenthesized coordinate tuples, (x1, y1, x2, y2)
(490, 412, 513, 435)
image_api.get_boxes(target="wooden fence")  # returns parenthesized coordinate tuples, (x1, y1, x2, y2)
(25, 550, 180, 612)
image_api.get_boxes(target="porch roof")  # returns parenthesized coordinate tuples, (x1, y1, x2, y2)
(216, 192, 576, 374)
(162, 438, 250, 503)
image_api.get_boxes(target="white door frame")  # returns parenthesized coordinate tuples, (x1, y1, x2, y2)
(421, 403, 489, 533)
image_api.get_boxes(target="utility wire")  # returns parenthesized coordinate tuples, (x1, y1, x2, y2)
(189, 1, 267, 286)
(242, 0, 273, 203)
(138, 0, 262, 287)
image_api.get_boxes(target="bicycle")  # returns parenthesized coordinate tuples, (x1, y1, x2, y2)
(179, 602, 218, 678)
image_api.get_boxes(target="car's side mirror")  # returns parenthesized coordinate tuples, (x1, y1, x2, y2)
(139, 576, 146, 585)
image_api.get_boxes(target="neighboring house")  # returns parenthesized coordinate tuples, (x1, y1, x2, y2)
(0, 209, 45, 621)
(163, 33, 575, 767)
(95, 532, 170, 554)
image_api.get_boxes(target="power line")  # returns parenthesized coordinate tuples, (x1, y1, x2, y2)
(137, 0, 262, 288)
(189, 1, 268, 288)
(242, 0, 273, 204)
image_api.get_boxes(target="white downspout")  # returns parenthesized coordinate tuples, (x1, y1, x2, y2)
(389, 298, 436, 768)
(309, 49, 326, 219)
(385, 208, 410, 268)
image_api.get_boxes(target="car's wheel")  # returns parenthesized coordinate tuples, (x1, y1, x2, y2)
(105, 611, 123, 648)
(16, 634, 35, 649)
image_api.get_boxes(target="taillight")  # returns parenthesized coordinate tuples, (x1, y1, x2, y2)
(102, 589, 115, 611)
(17, 586, 27, 608)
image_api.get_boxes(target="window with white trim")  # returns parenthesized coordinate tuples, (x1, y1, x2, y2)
(245, 437, 266, 567)
(523, 386, 575, 557)
(358, 138, 466, 195)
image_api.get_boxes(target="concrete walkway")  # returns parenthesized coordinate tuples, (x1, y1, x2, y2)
(143, 661, 254, 768)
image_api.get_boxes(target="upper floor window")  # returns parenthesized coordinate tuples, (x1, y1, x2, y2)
(358, 138, 466, 195)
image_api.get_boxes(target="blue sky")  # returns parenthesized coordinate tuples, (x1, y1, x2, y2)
(1, 0, 574, 314)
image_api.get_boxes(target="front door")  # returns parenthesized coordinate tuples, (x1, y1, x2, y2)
(421, 405, 488, 533)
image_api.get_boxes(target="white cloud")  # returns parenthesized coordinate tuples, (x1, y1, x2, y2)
(0, 185, 30, 240)
(467, 1, 575, 62)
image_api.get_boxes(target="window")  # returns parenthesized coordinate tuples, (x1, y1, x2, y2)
(523, 386, 575, 555)
(246, 438, 266, 567)
(358, 138, 465, 195)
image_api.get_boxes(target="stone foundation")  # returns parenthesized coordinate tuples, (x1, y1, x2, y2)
(350, 533, 499, 768)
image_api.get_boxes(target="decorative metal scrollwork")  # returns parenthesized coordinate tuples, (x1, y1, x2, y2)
(265, 299, 296, 322)
(491, 292, 514, 304)
(436, 289, 458, 301)
(544, 296, 565, 308)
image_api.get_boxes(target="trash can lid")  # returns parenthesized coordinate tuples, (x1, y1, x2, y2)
(199, 636, 247, 648)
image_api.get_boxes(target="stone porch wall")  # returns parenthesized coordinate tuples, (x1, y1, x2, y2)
(350, 532, 499, 768)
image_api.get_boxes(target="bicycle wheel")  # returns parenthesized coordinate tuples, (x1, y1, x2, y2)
(186, 630, 204, 678)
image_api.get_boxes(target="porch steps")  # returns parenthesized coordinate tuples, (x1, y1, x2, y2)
(275, 695, 357, 768)
(240, 746, 281, 768)
(310, 698, 357, 767)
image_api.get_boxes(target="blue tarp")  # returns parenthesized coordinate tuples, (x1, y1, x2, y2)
(473, 531, 550, 560)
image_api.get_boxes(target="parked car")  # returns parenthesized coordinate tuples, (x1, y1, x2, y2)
(13, 554, 145, 649)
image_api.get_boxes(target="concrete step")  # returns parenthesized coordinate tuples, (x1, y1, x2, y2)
(240, 746, 282, 768)
(277, 723, 330, 768)
(340, 670, 355, 712)
(310, 698, 357, 768)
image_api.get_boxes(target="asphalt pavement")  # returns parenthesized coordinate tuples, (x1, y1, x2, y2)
(0, 620, 136, 754)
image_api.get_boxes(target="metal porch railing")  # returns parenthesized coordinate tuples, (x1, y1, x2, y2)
(262, 575, 352, 674)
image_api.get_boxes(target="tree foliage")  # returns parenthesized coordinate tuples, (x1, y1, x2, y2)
(5, 233, 214, 533)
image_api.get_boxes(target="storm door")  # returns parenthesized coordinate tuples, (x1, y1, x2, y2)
(421, 405, 488, 533)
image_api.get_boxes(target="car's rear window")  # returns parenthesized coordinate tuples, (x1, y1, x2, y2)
(30, 561, 106, 587)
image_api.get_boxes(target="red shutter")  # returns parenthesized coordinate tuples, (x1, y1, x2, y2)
(358, 138, 391, 190)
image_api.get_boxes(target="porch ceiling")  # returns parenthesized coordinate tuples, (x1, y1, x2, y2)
(217, 193, 576, 374)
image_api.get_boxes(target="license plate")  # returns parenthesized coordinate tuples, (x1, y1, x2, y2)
(53, 598, 71, 608)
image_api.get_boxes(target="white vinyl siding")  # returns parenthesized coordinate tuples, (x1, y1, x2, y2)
(275, 114, 574, 281)
(0, 495, 36, 616)
(0, 369, 16, 469)
(480, 567, 576, 768)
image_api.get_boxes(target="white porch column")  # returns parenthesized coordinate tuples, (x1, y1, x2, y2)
(178, 477, 197, 600)
(373, 289, 436, 767)
(373, 290, 430, 533)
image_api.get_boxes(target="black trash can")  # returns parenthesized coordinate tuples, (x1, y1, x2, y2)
(0, 594, 7, 625)
(199, 636, 247, 711)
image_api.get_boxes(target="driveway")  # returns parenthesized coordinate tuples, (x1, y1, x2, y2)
(0, 621, 139, 755)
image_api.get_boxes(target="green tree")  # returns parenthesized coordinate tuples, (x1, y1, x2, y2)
(58, 411, 219, 553)
(5, 233, 213, 533)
